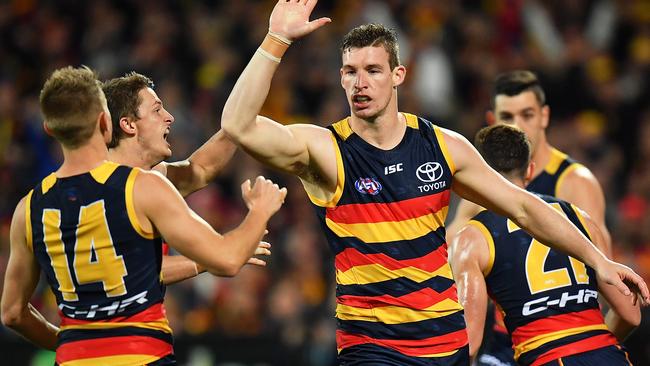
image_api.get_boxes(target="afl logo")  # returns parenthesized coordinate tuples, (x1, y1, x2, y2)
(355, 177, 382, 195)
(416, 162, 444, 183)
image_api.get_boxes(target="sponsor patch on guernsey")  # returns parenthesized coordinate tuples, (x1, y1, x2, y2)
(354, 177, 382, 195)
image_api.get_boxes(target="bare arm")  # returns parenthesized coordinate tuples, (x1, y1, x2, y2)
(446, 198, 484, 243)
(220, 1, 335, 184)
(443, 128, 649, 303)
(1, 197, 58, 350)
(449, 224, 490, 360)
(157, 130, 237, 197)
(577, 208, 641, 340)
(558, 165, 612, 253)
(134, 171, 285, 277)
(160, 241, 272, 285)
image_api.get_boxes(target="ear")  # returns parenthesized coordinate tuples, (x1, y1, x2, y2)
(119, 116, 137, 135)
(98, 111, 112, 140)
(524, 161, 535, 185)
(485, 110, 496, 126)
(42, 121, 53, 136)
(393, 65, 406, 88)
(540, 105, 550, 129)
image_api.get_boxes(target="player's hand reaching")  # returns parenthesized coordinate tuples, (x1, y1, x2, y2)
(246, 241, 272, 267)
(596, 258, 649, 306)
(269, 0, 331, 42)
(241, 176, 287, 218)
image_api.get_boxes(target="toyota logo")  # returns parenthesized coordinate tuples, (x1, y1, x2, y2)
(416, 162, 444, 183)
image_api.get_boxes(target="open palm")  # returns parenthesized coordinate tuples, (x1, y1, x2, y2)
(269, 0, 331, 41)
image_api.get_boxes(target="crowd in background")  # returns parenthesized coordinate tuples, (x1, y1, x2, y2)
(0, 0, 649, 365)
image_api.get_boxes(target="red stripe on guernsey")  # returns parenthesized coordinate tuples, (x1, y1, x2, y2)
(511, 308, 606, 346)
(56, 335, 172, 364)
(337, 329, 468, 357)
(335, 245, 448, 273)
(60, 303, 166, 326)
(531, 334, 618, 366)
(338, 286, 458, 309)
(326, 191, 450, 224)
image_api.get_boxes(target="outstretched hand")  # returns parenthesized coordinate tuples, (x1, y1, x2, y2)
(269, 0, 331, 41)
(241, 176, 288, 217)
(597, 259, 650, 306)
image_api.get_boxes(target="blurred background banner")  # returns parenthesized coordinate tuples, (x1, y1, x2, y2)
(0, 1, 648, 365)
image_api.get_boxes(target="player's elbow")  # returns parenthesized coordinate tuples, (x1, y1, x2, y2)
(206, 258, 242, 277)
(1, 304, 25, 330)
(624, 308, 642, 328)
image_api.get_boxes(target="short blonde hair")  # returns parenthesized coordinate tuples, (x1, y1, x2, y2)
(39, 66, 106, 148)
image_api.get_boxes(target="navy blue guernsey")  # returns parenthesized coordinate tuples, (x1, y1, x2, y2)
(526, 148, 580, 196)
(26, 161, 173, 365)
(307, 113, 468, 358)
(469, 195, 618, 366)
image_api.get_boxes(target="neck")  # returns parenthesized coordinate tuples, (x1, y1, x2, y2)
(108, 139, 156, 170)
(531, 138, 552, 178)
(57, 135, 110, 177)
(349, 93, 405, 149)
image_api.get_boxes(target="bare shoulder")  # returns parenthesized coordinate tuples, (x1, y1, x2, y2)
(449, 223, 490, 271)
(11, 195, 28, 228)
(565, 164, 600, 187)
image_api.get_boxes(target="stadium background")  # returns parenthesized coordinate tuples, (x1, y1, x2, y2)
(0, 0, 648, 365)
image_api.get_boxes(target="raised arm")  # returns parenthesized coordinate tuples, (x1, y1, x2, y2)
(1, 197, 58, 350)
(158, 130, 237, 197)
(576, 207, 641, 341)
(220, 0, 333, 180)
(134, 170, 286, 277)
(448, 223, 491, 360)
(442, 128, 649, 303)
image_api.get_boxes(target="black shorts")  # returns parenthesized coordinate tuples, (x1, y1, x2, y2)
(338, 343, 469, 366)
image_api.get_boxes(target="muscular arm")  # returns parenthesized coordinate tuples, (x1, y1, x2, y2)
(220, 0, 336, 196)
(158, 130, 237, 197)
(443, 128, 649, 302)
(558, 165, 612, 253)
(134, 171, 284, 277)
(449, 224, 491, 360)
(578, 208, 641, 341)
(446, 198, 484, 243)
(1, 197, 58, 350)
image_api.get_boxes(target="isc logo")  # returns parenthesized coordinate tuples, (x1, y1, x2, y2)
(384, 163, 403, 175)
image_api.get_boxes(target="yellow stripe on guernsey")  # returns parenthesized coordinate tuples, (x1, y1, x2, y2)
(125, 168, 155, 239)
(513, 324, 610, 360)
(467, 220, 496, 276)
(571, 204, 593, 240)
(433, 125, 456, 175)
(89, 161, 119, 184)
(41, 173, 57, 194)
(61, 354, 162, 366)
(326, 207, 448, 243)
(25, 190, 34, 251)
(59, 318, 172, 334)
(306, 132, 345, 208)
(545, 148, 569, 175)
(337, 298, 463, 324)
(337, 260, 454, 286)
(555, 163, 580, 197)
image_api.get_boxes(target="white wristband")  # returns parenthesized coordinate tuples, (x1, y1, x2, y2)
(268, 30, 293, 45)
(256, 47, 281, 63)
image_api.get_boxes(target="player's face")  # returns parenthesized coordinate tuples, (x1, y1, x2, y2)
(340, 46, 402, 120)
(135, 87, 174, 164)
(493, 91, 549, 152)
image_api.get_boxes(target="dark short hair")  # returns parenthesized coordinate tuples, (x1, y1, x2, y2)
(474, 124, 531, 180)
(102, 72, 154, 148)
(40, 66, 104, 148)
(492, 70, 546, 108)
(341, 23, 400, 70)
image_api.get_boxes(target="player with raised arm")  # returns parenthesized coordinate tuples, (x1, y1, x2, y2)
(449, 124, 639, 365)
(0, 66, 286, 365)
(220, 1, 648, 364)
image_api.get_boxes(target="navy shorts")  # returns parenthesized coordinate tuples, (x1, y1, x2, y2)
(540, 345, 631, 366)
(477, 330, 516, 366)
(338, 343, 469, 366)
